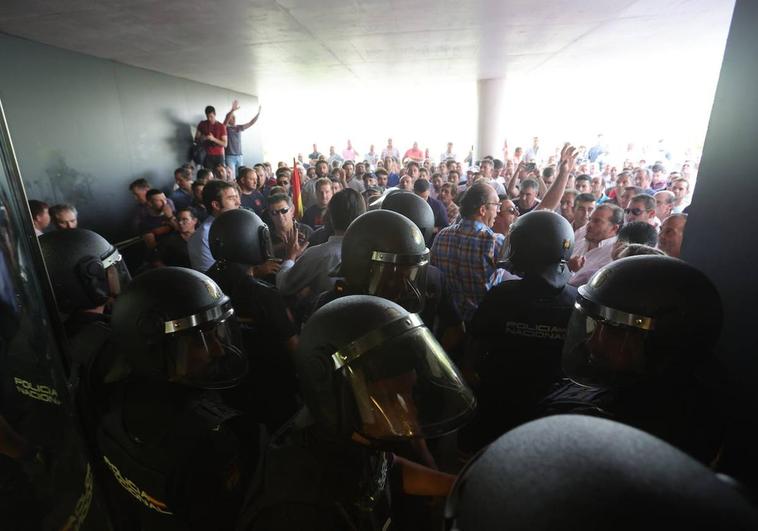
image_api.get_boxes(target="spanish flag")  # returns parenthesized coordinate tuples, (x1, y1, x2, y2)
(291, 158, 304, 220)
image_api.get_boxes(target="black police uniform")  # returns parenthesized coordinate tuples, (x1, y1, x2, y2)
(463, 278, 577, 449)
(206, 260, 300, 431)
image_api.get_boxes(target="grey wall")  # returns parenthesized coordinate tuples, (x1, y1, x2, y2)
(681, 0, 757, 403)
(0, 33, 262, 241)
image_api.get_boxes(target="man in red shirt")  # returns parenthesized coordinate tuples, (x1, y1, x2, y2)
(403, 141, 424, 163)
(195, 105, 228, 169)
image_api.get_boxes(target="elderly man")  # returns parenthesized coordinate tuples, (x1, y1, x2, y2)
(624, 193, 659, 228)
(634, 167, 656, 195)
(590, 175, 609, 203)
(49, 203, 78, 230)
(492, 197, 519, 237)
(267, 193, 313, 260)
(431, 182, 505, 322)
(658, 213, 688, 258)
(515, 179, 541, 214)
(568, 203, 623, 286)
(654, 190, 675, 221)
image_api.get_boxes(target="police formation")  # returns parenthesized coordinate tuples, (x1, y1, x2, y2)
(29, 191, 758, 530)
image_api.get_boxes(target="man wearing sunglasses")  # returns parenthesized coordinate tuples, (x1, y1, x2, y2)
(624, 194, 659, 228)
(267, 193, 313, 261)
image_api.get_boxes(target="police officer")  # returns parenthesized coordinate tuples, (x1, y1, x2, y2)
(539, 255, 727, 465)
(322, 209, 430, 316)
(445, 415, 758, 530)
(381, 192, 462, 342)
(239, 295, 476, 530)
(39, 228, 130, 339)
(206, 208, 299, 431)
(97, 267, 263, 530)
(461, 210, 577, 452)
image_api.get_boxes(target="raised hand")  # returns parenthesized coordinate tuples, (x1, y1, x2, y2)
(231, 99, 240, 112)
(558, 144, 578, 177)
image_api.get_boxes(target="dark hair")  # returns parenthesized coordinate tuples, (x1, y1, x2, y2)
(413, 179, 431, 194)
(520, 179, 539, 192)
(406, 161, 419, 171)
(174, 167, 192, 180)
(238, 167, 255, 181)
(28, 199, 48, 218)
(202, 180, 234, 212)
(197, 168, 212, 181)
(315, 177, 332, 190)
(49, 203, 77, 220)
(330, 189, 366, 232)
(176, 207, 198, 220)
(275, 167, 291, 179)
(598, 203, 625, 227)
(205, 105, 216, 115)
(575, 174, 591, 185)
(460, 182, 493, 217)
(575, 192, 596, 204)
(493, 159, 504, 170)
(342, 160, 354, 169)
(652, 163, 666, 173)
(146, 188, 164, 199)
(129, 178, 150, 191)
(268, 193, 293, 208)
(630, 194, 656, 211)
(542, 166, 555, 179)
(375, 168, 388, 177)
(191, 180, 205, 192)
(618, 244, 664, 258)
(617, 221, 658, 247)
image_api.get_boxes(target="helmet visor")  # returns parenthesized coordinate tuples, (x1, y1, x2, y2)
(167, 312, 248, 389)
(562, 303, 650, 388)
(335, 315, 475, 441)
(367, 251, 429, 313)
(102, 249, 131, 299)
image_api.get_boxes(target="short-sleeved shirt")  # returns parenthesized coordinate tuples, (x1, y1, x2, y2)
(226, 125, 243, 156)
(197, 120, 227, 156)
(240, 190, 266, 217)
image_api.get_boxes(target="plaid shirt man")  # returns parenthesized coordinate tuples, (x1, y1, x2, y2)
(431, 218, 505, 322)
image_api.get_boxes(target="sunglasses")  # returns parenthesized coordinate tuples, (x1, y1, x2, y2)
(503, 207, 519, 215)
(270, 207, 290, 216)
(624, 207, 645, 216)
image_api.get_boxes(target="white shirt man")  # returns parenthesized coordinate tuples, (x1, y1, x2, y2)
(568, 204, 623, 287)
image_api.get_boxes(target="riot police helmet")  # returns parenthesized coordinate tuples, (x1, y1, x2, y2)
(296, 294, 475, 442)
(562, 256, 723, 388)
(338, 210, 429, 312)
(444, 415, 758, 530)
(209, 208, 273, 265)
(110, 267, 247, 389)
(40, 228, 130, 313)
(502, 210, 574, 288)
(382, 191, 435, 244)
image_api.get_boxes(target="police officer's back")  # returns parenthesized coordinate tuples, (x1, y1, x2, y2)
(97, 267, 262, 530)
(205, 209, 299, 431)
(463, 211, 577, 450)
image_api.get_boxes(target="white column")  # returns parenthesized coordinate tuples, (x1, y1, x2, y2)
(476, 78, 507, 160)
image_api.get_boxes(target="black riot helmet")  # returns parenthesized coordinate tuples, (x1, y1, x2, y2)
(338, 210, 429, 312)
(40, 228, 130, 313)
(209, 208, 273, 265)
(562, 256, 723, 388)
(110, 267, 247, 389)
(382, 191, 435, 244)
(502, 210, 574, 288)
(296, 295, 475, 442)
(444, 415, 758, 531)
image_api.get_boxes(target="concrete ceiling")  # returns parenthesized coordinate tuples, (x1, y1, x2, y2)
(0, 0, 735, 94)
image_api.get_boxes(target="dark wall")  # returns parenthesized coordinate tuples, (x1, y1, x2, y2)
(0, 33, 262, 242)
(681, 0, 757, 403)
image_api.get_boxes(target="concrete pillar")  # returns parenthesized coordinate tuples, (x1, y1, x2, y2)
(476, 78, 506, 160)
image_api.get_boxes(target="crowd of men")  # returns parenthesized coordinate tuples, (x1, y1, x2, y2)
(23, 101, 756, 531)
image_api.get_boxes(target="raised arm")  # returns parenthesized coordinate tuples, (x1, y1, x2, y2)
(507, 161, 525, 198)
(242, 105, 262, 130)
(537, 144, 577, 211)
(223, 99, 240, 126)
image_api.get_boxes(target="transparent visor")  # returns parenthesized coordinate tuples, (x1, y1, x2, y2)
(367, 256, 428, 314)
(338, 324, 475, 441)
(562, 306, 649, 388)
(102, 250, 131, 299)
(166, 316, 248, 389)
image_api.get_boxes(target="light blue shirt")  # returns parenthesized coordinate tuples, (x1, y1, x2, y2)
(188, 215, 215, 272)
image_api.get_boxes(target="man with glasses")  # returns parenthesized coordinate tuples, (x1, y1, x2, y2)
(267, 193, 313, 261)
(492, 197, 519, 237)
(568, 203, 623, 287)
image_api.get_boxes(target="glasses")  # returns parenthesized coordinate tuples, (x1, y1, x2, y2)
(503, 207, 519, 215)
(270, 207, 290, 216)
(485, 202, 501, 212)
(624, 207, 645, 216)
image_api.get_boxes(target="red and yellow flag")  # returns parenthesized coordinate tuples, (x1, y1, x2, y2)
(291, 158, 304, 220)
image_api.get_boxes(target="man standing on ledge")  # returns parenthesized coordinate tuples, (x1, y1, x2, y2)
(224, 99, 261, 179)
(195, 105, 228, 169)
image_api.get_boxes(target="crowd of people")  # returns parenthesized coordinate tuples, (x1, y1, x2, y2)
(24, 101, 758, 530)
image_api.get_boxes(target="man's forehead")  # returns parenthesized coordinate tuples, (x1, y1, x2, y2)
(270, 201, 288, 210)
